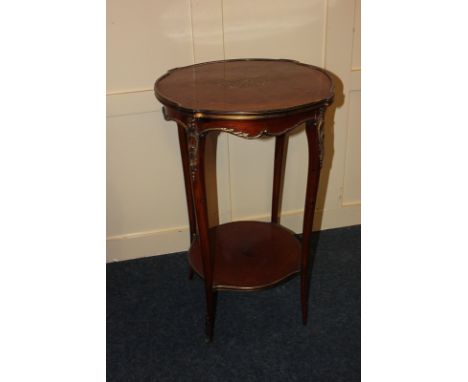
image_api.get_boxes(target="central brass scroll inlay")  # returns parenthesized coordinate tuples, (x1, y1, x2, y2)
(217, 77, 269, 89)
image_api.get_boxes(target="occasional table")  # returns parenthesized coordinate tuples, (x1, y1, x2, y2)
(154, 59, 334, 341)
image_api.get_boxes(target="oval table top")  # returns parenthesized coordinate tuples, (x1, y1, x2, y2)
(154, 59, 334, 117)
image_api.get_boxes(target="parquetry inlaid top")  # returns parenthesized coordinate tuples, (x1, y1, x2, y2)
(154, 59, 334, 116)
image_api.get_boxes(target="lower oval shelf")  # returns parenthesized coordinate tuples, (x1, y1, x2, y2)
(189, 221, 301, 290)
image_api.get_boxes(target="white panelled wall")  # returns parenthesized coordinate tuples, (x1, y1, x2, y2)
(106, 0, 361, 262)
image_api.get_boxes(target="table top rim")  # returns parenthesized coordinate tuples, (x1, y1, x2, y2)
(154, 58, 334, 117)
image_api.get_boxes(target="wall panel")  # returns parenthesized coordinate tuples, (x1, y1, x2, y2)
(107, 0, 194, 92)
(107, 111, 188, 236)
(343, 91, 361, 205)
(352, 0, 361, 70)
(223, 0, 325, 64)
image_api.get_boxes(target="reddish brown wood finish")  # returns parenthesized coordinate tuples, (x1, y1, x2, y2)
(155, 59, 333, 115)
(177, 124, 197, 280)
(190, 133, 216, 341)
(189, 221, 301, 290)
(154, 59, 334, 341)
(163, 104, 323, 139)
(301, 120, 322, 325)
(176, 124, 197, 241)
(271, 135, 287, 224)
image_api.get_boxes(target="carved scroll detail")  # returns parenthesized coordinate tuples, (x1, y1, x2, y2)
(215, 128, 267, 139)
(187, 117, 199, 181)
(315, 107, 326, 167)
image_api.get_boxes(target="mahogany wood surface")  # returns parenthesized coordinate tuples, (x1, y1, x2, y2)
(154, 59, 334, 341)
(177, 125, 197, 241)
(190, 133, 216, 341)
(271, 135, 287, 224)
(301, 120, 322, 325)
(177, 125, 197, 280)
(189, 221, 301, 290)
(155, 59, 333, 115)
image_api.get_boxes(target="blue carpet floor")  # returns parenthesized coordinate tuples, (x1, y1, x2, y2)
(107, 225, 360, 381)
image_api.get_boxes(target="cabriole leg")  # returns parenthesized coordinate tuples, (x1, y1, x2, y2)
(177, 124, 197, 280)
(301, 118, 322, 325)
(188, 128, 216, 341)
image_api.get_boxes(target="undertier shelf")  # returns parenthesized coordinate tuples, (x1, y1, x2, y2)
(189, 221, 301, 290)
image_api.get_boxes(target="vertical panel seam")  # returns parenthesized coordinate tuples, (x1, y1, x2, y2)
(321, 0, 329, 68)
(350, 0, 359, 71)
(221, 0, 226, 60)
(189, 0, 196, 63)
(339, 0, 358, 207)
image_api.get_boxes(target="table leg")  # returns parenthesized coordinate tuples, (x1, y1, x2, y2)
(271, 134, 287, 224)
(188, 128, 216, 342)
(301, 119, 322, 325)
(177, 124, 197, 279)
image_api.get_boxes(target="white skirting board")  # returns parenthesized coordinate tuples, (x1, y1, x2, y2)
(106, 205, 360, 263)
